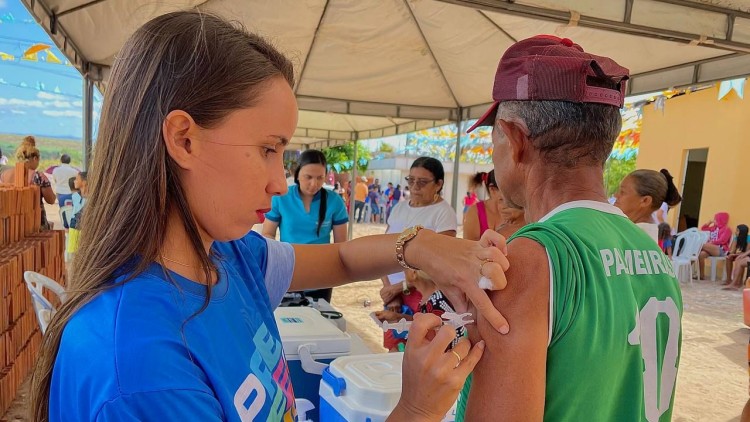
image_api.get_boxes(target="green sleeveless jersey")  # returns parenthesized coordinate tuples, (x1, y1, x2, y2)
(457, 201, 682, 422)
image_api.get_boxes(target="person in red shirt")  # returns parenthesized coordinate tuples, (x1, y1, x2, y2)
(699, 212, 733, 280)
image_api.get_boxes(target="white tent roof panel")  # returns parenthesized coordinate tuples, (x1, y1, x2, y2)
(686, 0, 750, 12)
(483, 11, 730, 74)
(20, 0, 750, 145)
(408, 0, 517, 107)
(289, 1, 458, 108)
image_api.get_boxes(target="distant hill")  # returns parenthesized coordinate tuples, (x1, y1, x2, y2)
(0, 134, 84, 170)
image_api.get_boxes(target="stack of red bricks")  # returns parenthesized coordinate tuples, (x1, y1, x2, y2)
(0, 163, 66, 415)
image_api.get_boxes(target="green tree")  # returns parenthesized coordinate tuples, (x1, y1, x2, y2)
(322, 142, 371, 174)
(603, 156, 637, 197)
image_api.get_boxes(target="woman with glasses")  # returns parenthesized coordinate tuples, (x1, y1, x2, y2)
(380, 156, 459, 351)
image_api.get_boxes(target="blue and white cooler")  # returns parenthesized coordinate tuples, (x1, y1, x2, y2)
(274, 307, 352, 421)
(319, 352, 457, 422)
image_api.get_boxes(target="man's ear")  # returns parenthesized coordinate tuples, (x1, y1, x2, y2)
(497, 119, 530, 165)
(162, 110, 197, 170)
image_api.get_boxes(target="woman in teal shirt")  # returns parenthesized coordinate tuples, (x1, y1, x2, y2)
(262, 149, 348, 302)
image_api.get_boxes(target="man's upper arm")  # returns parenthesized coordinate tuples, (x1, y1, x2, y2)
(466, 237, 550, 421)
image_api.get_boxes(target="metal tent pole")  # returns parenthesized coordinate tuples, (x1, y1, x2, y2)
(82, 74, 94, 170)
(450, 107, 464, 211)
(347, 137, 359, 240)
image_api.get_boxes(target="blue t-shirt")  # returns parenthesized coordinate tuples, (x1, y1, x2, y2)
(49, 232, 297, 421)
(265, 185, 348, 245)
(368, 190, 379, 205)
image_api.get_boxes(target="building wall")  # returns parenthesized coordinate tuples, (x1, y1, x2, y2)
(637, 85, 749, 230)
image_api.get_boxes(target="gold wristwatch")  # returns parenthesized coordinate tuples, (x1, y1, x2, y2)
(395, 225, 424, 271)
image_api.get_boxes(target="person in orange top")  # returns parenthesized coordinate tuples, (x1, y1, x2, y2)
(354, 176, 369, 223)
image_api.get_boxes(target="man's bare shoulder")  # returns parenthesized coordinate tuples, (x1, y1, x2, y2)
(495, 236, 549, 292)
(464, 236, 551, 421)
(470, 236, 550, 342)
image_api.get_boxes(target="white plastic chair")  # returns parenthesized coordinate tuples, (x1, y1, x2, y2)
(24, 271, 68, 334)
(672, 228, 707, 285)
(708, 256, 727, 282)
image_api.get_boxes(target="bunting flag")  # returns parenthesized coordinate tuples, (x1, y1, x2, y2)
(654, 96, 666, 113)
(22, 43, 51, 61)
(0, 46, 71, 65)
(718, 78, 745, 100)
(609, 105, 642, 160)
(0, 77, 83, 99)
(0, 12, 35, 24)
(404, 122, 494, 164)
(45, 50, 62, 64)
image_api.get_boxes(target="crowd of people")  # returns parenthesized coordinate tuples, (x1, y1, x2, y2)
(344, 175, 405, 224)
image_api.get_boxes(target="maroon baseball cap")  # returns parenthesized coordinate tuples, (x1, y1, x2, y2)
(467, 35, 629, 133)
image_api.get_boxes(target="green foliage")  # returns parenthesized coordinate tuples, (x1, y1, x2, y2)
(377, 142, 394, 154)
(322, 143, 371, 174)
(0, 134, 84, 171)
(604, 156, 637, 197)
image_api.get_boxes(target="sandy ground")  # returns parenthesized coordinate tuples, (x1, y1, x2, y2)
(2, 213, 748, 421)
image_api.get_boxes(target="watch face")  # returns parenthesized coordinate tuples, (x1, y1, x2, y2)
(403, 227, 417, 240)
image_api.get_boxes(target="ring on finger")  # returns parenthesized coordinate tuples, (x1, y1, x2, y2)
(479, 259, 493, 278)
(451, 350, 462, 368)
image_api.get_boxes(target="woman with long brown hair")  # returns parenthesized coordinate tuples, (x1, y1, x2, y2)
(463, 170, 503, 241)
(30, 11, 511, 422)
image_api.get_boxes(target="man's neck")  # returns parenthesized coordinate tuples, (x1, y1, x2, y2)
(523, 165, 608, 223)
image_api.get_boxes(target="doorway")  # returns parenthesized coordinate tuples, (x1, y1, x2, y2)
(677, 148, 708, 231)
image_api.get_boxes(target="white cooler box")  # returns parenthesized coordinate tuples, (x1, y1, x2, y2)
(275, 307, 352, 422)
(319, 353, 457, 422)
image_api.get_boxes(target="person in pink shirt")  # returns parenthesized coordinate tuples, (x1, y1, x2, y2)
(698, 211, 733, 280)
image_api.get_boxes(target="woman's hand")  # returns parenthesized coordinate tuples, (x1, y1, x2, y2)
(374, 310, 411, 323)
(407, 229, 511, 334)
(388, 313, 485, 422)
(381, 283, 403, 305)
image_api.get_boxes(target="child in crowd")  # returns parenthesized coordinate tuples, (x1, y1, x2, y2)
(378, 187, 388, 223)
(658, 223, 673, 256)
(724, 224, 749, 289)
(368, 186, 380, 223)
(61, 177, 79, 231)
(67, 172, 88, 257)
(462, 190, 478, 214)
(72, 172, 88, 214)
(374, 269, 466, 351)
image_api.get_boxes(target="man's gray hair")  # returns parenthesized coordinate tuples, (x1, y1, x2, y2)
(496, 101, 622, 168)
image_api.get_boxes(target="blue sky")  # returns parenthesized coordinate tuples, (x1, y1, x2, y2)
(0, 0, 101, 140)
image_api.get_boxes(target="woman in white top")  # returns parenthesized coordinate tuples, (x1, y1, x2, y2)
(380, 156, 458, 350)
(614, 169, 682, 242)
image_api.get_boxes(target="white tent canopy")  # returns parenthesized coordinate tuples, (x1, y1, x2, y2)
(20, 0, 750, 149)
